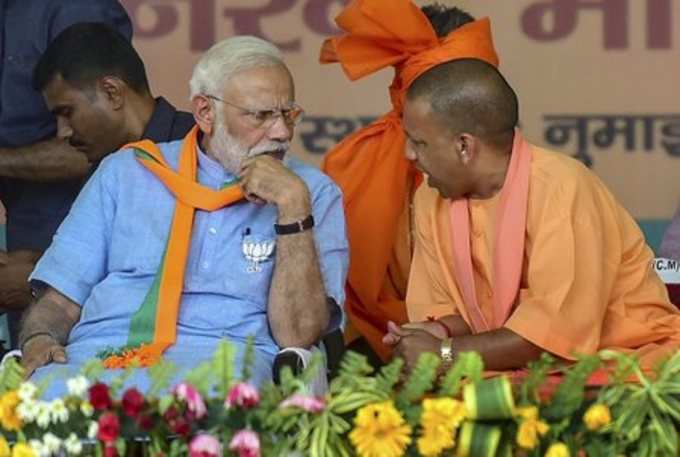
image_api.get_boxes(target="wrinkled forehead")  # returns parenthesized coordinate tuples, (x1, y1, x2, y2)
(222, 64, 295, 106)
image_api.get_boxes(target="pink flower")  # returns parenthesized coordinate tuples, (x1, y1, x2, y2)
(225, 383, 260, 409)
(280, 394, 325, 413)
(189, 434, 222, 457)
(229, 430, 260, 457)
(173, 383, 207, 419)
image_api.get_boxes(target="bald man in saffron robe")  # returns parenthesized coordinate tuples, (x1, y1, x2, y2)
(384, 59, 680, 375)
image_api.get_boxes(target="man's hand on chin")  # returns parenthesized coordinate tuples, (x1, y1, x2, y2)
(238, 155, 311, 218)
(21, 334, 67, 380)
(393, 328, 442, 372)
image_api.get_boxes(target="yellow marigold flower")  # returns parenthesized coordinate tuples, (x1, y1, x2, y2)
(417, 398, 467, 456)
(545, 442, 570, 457)
(0, 392, 22, 431)
(417, 428, 450, 457)
(350, 401, 412, 457)
(515, 406, 549, 450)
(0, 436, 10, 457)
(11, 443, 35, 457)
(583, 403, 611, 431)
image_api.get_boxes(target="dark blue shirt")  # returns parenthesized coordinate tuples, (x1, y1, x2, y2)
(0, 0, 132, 251)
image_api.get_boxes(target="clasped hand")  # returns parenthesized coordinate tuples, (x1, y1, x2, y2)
(382, 320, 445, 371)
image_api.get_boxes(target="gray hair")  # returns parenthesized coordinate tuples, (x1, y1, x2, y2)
(189, 35, 285, 98)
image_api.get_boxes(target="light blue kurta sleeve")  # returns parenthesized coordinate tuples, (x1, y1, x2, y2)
(29, 159, 117, 305)
(300, 165, 349, 333)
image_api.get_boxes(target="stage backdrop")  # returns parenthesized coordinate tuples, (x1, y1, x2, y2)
(1, 0, 678, 251)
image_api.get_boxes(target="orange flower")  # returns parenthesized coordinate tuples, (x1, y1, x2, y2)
(102, 345, 161, 369)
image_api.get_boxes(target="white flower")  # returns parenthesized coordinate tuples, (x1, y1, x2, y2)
(43, 433, 62, 454)
(50, 398, 69, 423)
(80, 401, 94, 417)
(29, 439, 49, 457)
(87, 421, 99, 440)
(18, 382, 38, 401)
(64, 433, 83, 455)
(16, 401, 39, 422)
(35, 401, 52, 428)
(66, 376, 90, 397)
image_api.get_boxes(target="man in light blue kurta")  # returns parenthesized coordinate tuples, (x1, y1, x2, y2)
(21, 36, 348, 398)
(29, 139, 347, 397)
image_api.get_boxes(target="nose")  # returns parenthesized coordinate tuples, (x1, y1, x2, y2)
(266, 115, 293, 142)
(56, 117, 73, 141)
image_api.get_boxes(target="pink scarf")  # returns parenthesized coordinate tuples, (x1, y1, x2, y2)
(449, 130, 532, 332)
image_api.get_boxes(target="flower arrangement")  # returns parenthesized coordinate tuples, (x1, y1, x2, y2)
(0, 339, 677, 457)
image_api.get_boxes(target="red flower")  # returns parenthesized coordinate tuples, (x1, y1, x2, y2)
(98, 412, 121, 443)
(163, 405, 179, 422)
(89, 382, 113, 410)
(171, 416, 191, 437)
(122, 388, 145, 418)
(104, 444, 118, 457)
(137, 414, 155, 431)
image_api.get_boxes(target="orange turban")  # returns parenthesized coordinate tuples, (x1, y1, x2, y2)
(320, 0, 498, 360)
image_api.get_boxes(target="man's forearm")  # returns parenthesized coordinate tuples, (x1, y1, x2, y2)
(452, 327, 544, 371)
(268, 229, 329, 348)
(439, 315, 473, 337)
(0, 140, 89, 181)
(19, 288, 80, 348)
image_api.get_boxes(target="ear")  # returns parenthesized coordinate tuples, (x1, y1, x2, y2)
(98, 76, 126, 110)
(457, 133, 477, 165)
(191, 95, 215, 136)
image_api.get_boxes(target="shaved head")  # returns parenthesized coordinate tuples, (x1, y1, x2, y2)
(407, 58, 518, 148)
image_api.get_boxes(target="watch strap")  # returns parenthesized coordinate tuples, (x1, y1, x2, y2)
(274, 214, 314, 235)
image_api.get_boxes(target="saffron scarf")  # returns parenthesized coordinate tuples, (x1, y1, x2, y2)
(100, 126, 244, 368)
(449, 130, 532, 333)
(320, 0, 499, 359)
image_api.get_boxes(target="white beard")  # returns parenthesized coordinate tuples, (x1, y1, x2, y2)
(209, 112, 290, 175)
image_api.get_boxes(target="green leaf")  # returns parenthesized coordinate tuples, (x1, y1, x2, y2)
(542, 354, 601, 421)
(147, 359, 178, 397)
(158, 394, 174, 414)
(115, 437, 126, 457)
(0, 357, 24, 394)
(240, 335, 256, 381)
(213, 339, 237, 398)
(79, 359, 105, 382)
(183, 361, 213, 398)
(438, 351, 484, 397)
(108, 366, 135, 397)
(298, 352, 325, 389)
(331, 351, 375, 391)
(396, 352, 440, 409)
(519, 352, 554, 404)
(375, 358, 403, 394)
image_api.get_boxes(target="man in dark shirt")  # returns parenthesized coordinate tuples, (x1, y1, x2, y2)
(4, 21, 194, 347)
(0, 0, 133, 347)
(33, 23, 195, 168)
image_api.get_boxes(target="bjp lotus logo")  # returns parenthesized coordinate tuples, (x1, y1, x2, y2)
(242, 239, 275, 273)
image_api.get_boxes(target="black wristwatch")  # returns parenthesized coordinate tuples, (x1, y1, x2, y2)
(274, 214, 314, 235)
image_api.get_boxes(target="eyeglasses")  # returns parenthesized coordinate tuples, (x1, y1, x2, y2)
(205, 95, 304, 129)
